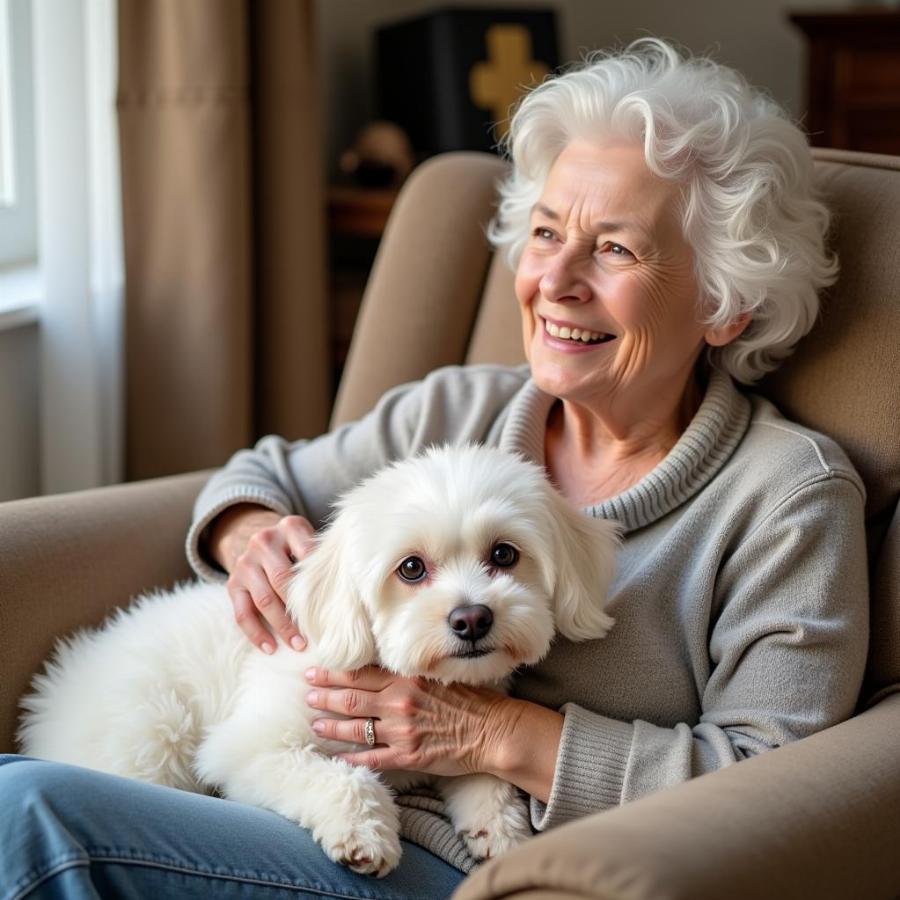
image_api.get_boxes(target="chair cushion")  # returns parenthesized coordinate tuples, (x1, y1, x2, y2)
(466, 251, 524, 367)
(867, 501, 900, 705)
(760, 149, 900, 552)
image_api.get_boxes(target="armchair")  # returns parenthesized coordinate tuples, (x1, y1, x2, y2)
(1, 149, 898, 899)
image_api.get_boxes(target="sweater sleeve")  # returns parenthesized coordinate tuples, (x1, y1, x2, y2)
(530, 471, 869, 830)
(186, 365, 528, 582)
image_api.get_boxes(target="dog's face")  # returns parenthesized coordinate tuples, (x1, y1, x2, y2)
(287, 445, 619, 684)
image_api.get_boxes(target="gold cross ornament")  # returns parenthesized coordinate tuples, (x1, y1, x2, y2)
(469, 25, 550, 139)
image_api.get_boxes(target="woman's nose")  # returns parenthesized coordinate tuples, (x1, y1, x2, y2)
(538, 247, 592, 304)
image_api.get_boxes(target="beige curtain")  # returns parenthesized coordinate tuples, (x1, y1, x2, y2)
(117, 0, 330, 480)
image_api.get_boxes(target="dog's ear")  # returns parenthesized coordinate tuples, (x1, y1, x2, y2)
(542, 486, 620, 642)
(285, 516, 376, 671)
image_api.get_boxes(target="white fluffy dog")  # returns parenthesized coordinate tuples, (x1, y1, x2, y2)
(19, 444, 618, 877)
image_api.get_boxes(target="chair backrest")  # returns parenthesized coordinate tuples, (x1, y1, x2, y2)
(331, 152, 513, 427)
(333, 149, 900, 704)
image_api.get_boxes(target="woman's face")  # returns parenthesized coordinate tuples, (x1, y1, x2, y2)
(516, 139, 728, 413)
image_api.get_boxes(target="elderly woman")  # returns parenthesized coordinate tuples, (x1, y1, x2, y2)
(0, 39, 867, 899)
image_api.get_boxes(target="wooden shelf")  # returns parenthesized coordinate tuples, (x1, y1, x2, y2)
(790, 9, 900, 155)
(327, 185, 399, 239)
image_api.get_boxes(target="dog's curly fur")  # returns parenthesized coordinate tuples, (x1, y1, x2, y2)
(18, 444, 618, 876)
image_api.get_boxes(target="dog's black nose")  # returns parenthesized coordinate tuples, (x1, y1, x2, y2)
(448, 605, 493, 642)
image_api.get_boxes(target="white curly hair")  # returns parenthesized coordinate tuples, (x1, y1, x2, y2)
(488, 38, 838, 383)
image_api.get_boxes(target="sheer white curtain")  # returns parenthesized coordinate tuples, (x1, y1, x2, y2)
(33, 0, 122, 492)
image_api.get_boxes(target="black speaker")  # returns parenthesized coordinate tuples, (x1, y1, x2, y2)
(376, 7, 559, 157)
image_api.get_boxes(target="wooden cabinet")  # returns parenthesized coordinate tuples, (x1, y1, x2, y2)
(791, 10, 900, 154)
(327, 185, 399, 389)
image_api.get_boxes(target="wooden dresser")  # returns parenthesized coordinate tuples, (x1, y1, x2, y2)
(790, 10, 900, 154)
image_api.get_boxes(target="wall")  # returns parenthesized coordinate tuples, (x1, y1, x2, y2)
(316, 0, 851, 175)
(0, 322, 39, 500)
(317, 0, 425, 178)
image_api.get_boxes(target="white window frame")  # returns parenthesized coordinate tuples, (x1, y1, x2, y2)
(0, 0, 16, 207)
(0, 0, 39, 301)
(6, 0, 124, 492)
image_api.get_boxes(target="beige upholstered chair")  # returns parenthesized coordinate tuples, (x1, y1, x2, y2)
(2, 149, 898, 899)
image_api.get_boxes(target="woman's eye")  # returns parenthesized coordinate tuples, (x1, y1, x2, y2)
(397, 556, 427, 582)
(603, 242, 633, 257)
(532, 227, 555, 241)
(490, 543, 519, 568)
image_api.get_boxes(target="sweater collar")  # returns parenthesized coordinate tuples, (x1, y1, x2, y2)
(500, 369, 752, 533)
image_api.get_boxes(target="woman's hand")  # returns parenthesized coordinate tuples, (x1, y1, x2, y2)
(304, 666, 565, 802)
(207, 504, 316, 654)
(304, 665, 517, 778)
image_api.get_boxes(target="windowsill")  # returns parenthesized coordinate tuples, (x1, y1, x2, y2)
(0, 264, 42, 330)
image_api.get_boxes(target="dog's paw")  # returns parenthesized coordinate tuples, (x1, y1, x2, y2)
(459, 806, 532, 861)
(308, 766, 403, 877)
(322, 824, 402, 877)
(460, 824, 527, 861)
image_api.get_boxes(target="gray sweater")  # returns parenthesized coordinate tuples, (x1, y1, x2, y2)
(188, 364, 869, 873)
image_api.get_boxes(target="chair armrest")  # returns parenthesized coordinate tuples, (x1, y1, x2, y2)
(455, 692, 900, 900)
(0, 471, 211, 753)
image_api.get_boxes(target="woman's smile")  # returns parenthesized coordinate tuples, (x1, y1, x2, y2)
(539, 315, 617, 353)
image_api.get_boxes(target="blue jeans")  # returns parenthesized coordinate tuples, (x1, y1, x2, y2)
(0, 755, 466, 899)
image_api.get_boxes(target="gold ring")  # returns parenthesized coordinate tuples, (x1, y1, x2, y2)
(364, 717, 376, 747)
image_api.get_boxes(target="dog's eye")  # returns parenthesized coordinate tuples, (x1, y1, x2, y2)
(397, 556, 427, 582)
(490, 543, 519, 568)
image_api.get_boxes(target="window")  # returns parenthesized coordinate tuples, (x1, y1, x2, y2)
(0, 0, 123, 492)
(0, 0, 37, 273)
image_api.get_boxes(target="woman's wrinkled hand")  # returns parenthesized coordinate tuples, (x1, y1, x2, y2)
(304, 665, 518, 777)
(208, 504, 317, 654)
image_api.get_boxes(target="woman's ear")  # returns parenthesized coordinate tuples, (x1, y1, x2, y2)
(705, 313, 751, 347)
(285, 517, 376, 672)
(543, 486, 619, 642)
